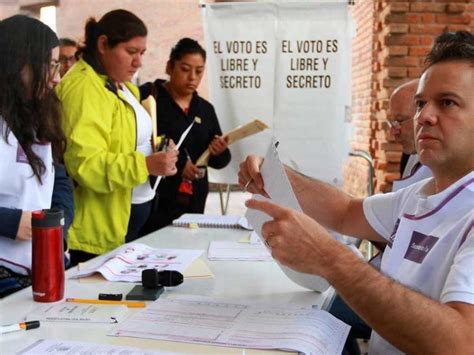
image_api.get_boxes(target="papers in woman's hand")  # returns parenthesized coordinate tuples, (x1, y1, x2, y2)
(72, 243, 203, 283)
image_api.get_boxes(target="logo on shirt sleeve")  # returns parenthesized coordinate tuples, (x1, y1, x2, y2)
(404, 231, 439, 264)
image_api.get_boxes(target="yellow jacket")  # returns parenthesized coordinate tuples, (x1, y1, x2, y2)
(56, 58, 149, 255)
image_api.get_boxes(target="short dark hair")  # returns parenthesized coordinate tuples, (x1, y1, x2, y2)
(79, 9, 147, 57)
(425, 31, 474, 66)
(59, 38, 77, 47)
(0, 15, 66, 182)
(169, 38, 206, 65)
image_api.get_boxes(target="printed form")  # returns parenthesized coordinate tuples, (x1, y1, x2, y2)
(110, 296, 349, 354)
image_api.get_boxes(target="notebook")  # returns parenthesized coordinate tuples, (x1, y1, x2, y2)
(172, 214, 252, 230)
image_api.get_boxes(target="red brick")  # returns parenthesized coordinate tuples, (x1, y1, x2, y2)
(446, 3, 466, 13)
(419, 14, 435, 24)
(389, 23, 409, 34)
(384, 56, 419, 67)
(447, 24, 472, 31)
(408, 47, 431, 56)
(387, 46, 408, 56)
(383, 78, 408, 89)
(385, 34, 420, 46)
(387, 67, 407, 78)
(405, 14, 420, 24)
(384, 13, 407, 24)
(410, 3, 446, 13)
(410, 24, 447, 34)
(390, 2, 409, 13)
(436, 14, 471, 24)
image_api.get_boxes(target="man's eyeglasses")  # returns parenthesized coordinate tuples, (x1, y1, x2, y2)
(59, 55, 77, 65)
(386, 117, 412, 130)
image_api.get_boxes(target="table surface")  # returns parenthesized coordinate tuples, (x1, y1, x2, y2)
(0, 226, 333, 354)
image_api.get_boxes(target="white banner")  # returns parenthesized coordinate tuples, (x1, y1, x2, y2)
(202, 1, 355, 186)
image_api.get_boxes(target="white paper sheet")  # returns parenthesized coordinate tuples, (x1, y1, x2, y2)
(109, 296, 349, 354)
(72, 243, 203, 283)
(153, 120, 194, 191)
(18, 339, 177, 355)
(26, 303, 128, 324)
(245, 138, 330, 292)
(207, 241, 272, 261)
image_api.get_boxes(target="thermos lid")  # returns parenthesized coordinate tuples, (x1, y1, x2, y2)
(32, 209, 64, 228)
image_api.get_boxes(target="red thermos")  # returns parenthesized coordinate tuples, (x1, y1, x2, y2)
(31, 209, 65, 302)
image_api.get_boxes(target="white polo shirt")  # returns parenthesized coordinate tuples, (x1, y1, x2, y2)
(363, 171, 474, 354)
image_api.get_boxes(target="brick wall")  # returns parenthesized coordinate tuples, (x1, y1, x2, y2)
(56, 0, 208, 93)
(343, 0, 472, 196)
(342, 0, 376, 197)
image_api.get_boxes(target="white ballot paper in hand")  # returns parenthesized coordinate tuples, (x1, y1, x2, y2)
(110, 296, 349, 354)
(153, 120, 194, 191)
(245, 138, 331, 292)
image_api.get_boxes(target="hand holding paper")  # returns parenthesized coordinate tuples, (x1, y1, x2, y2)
(196, 119, 268, 166)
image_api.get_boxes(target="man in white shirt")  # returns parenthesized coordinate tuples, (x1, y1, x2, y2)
(239, 31, 473, 354)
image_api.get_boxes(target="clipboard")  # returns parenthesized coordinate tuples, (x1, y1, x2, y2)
(196, 119, 269, 166)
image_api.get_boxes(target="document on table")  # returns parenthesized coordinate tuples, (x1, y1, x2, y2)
(18, 339, 177, 355)
(153, 120, 194, 191)
(72, 242, 203, 282)
(207, 241, 272, 261)
(245, 138, 330, 292)
(26, 303, 128, 323)
(109, 296, 349, 354)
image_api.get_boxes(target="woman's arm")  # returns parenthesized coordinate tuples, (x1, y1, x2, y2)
(51, 163, 74, 246)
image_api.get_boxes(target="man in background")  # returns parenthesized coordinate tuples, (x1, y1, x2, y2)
(59, 38, 77, 77)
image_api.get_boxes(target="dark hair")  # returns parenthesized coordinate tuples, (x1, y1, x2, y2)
(0, 15, 66, 183)
(169, 38, 206, 65)
(59, 38, 77, 47)
(425, 30, 474, 66)
(79, 9, 147, 57)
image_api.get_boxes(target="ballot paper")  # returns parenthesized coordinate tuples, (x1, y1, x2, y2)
(207, 241, 272, 261)
(109, 296, 349, 354)
(72, 242, 203, 283)
(245, 138, 331, 292)
(18, 339, 177, 355)
(152, 120, 195, 191)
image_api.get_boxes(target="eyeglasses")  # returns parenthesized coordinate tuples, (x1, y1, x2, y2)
(50, 61, 61, 78)
(59, 55, 77, 65)
(386, 117, 412, 130)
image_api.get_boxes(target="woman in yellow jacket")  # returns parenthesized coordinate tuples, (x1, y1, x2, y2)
(56, 10, 178, 265)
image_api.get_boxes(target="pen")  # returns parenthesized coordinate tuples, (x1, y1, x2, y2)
(0, 321, 40, 335)
(65, 298, 146, 308)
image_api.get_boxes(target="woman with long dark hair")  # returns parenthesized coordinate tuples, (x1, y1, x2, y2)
(0, 15, 73, 297)
(140, 38, 231, 234)
(56, 10, 178, 265)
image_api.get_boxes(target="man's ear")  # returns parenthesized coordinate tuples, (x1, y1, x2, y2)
(165, 61, 173, 76)
(97, 35, 108, 55)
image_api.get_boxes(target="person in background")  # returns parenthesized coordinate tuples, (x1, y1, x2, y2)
(0, 15, 74, 297)
(58, 38, 78, 77)
(56, 9, 178, 266)
(240, 31, 473, 354)
(139, 38, 231, 235)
